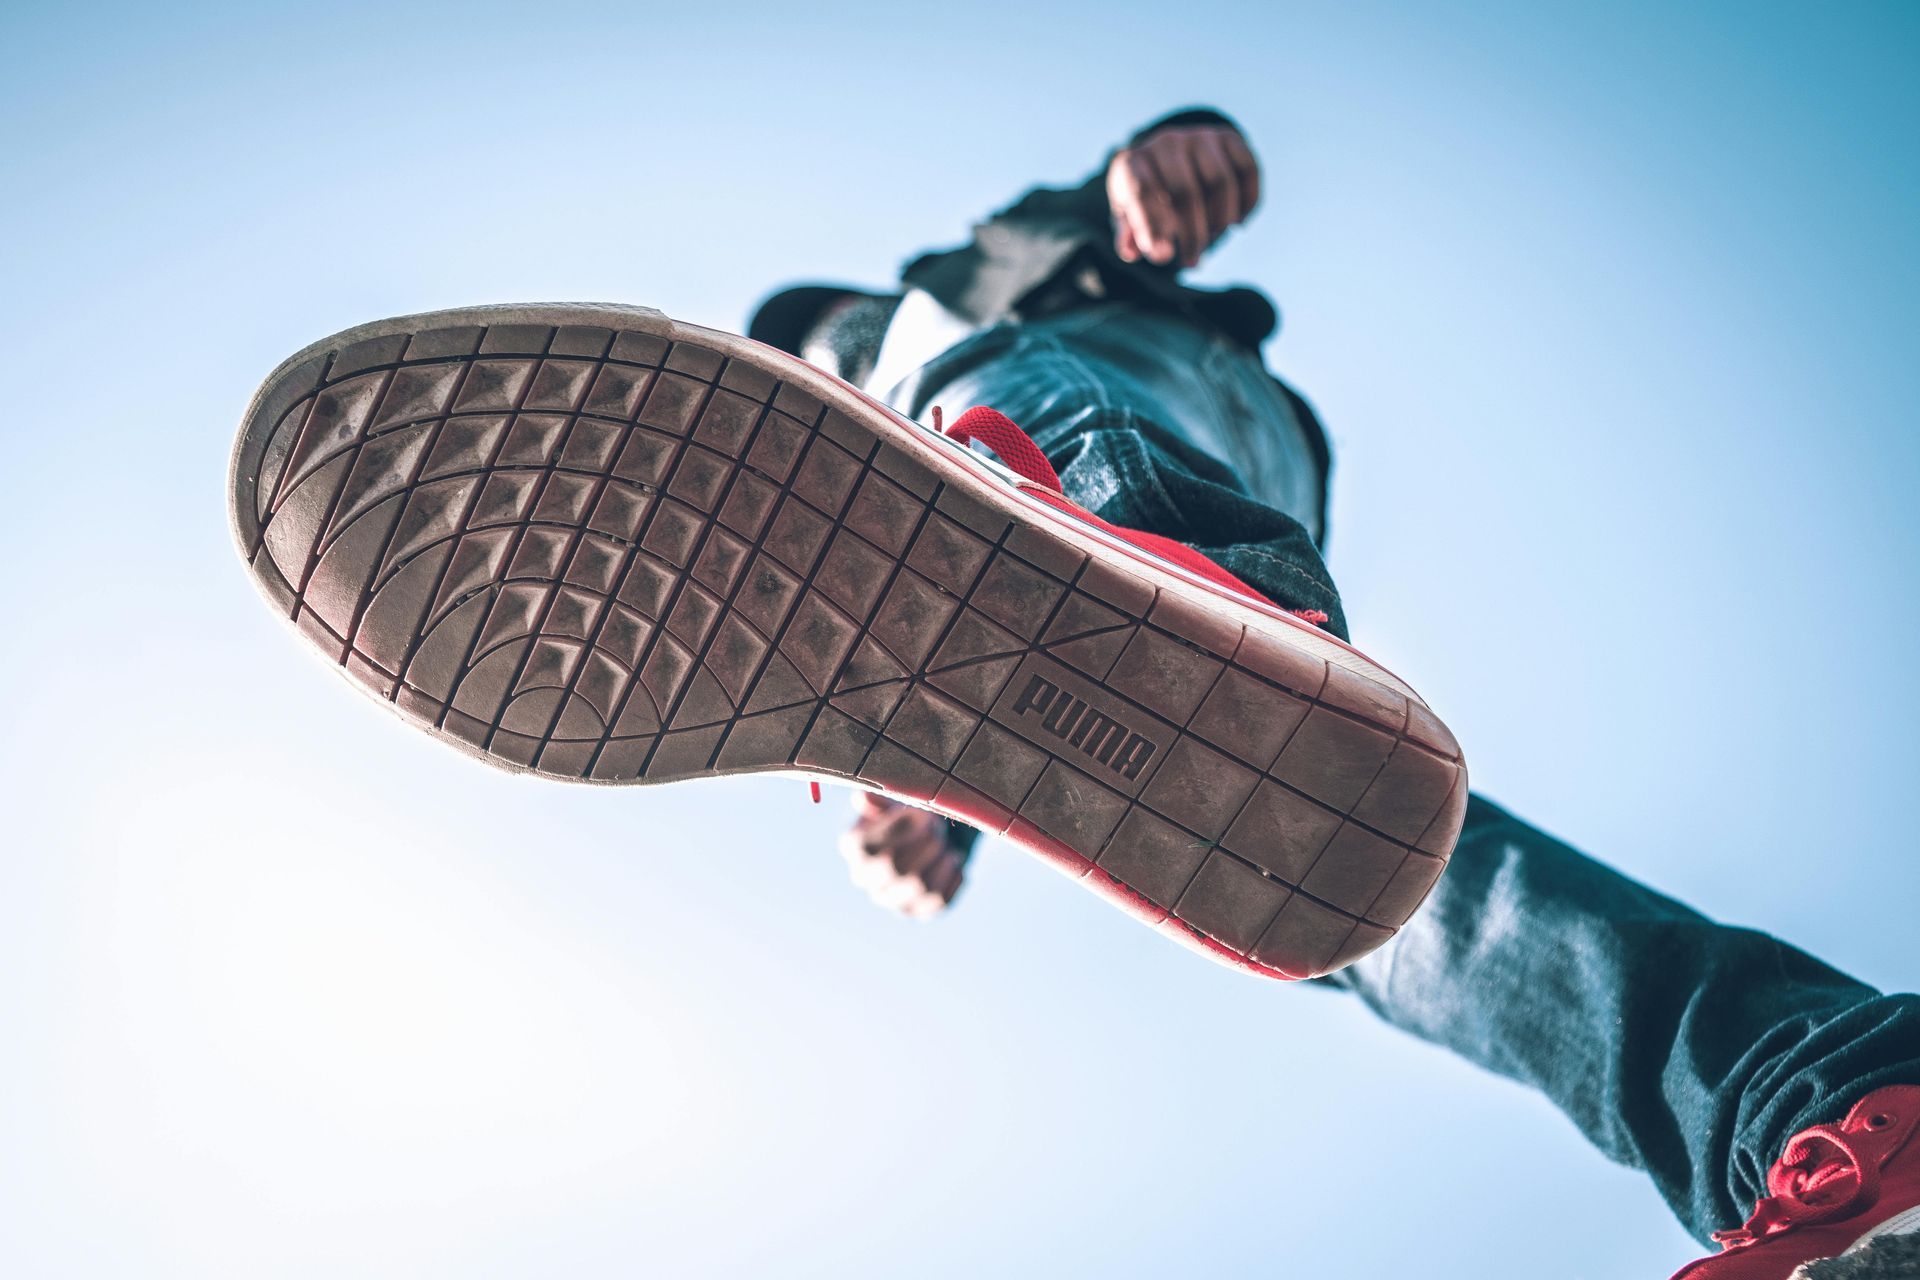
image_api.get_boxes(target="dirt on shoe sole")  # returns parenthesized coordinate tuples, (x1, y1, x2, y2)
(228, 303, 1467, 979)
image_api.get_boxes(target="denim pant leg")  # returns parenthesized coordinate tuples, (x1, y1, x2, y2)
(887, 303, 1920, 1244)
(883, 306, 1348, 637)
(1322, 795, 1920, 1243)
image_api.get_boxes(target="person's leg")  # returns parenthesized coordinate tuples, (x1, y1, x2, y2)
(883, 303, 1349, 636)
(1322, 794, 1920, 1244)
(884, 301, 1920, 1245)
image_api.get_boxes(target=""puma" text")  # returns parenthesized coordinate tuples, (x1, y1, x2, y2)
(1011, 674, 1159, 781)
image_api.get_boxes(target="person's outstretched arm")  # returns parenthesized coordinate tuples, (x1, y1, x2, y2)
(899, 107, 1278, 345)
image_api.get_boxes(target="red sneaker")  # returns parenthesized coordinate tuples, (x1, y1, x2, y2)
(1671, 1086, 1920, 1279)
(229, 303, 1465, 979)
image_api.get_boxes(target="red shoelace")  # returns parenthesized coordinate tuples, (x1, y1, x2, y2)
(1712, 1124, 1880, 1250)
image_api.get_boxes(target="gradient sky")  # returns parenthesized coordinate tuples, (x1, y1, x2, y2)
(2, 2, 1915, 1277)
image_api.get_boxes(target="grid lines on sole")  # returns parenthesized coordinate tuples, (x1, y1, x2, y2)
(236, 314, 1465, 979)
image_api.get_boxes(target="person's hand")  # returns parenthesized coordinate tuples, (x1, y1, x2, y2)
(1106, 123, 1262, 269)
(838, 792, 968, 919)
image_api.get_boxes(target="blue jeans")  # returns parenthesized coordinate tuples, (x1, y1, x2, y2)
(883, 304, 1347, 637)
(890, 302, 1920, 1244)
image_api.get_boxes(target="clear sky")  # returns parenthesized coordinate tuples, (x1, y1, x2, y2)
(2, 2, 1915, 1277)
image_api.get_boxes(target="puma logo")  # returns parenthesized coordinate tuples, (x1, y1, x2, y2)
(1011, 674, 1159, 781)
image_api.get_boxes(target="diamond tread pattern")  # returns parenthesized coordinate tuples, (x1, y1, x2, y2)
(233, 314, 1466, 979)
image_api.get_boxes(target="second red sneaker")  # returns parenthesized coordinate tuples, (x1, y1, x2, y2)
(228, 303, 1466, 979)
(1670, 1086, 1920, 1279)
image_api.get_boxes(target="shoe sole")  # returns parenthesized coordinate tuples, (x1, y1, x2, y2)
(228, 303, 1467, 979)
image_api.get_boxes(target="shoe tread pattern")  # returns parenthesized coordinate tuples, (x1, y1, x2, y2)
(233, 314, 1466, 978)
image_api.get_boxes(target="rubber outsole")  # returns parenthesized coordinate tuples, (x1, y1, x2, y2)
(229, 303, 1467, 979)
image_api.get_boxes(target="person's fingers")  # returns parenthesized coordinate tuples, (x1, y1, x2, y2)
(1109, 124, 1262, 270)
(841, 812, 930, 876)
(844, 818, 889, 863)
(923, 852, 966, 904)
(851, 790, 898, 820)
(847, 832, 940, 895)
(886, 824, 947, 880)
(842, 831, 906, 886)
(843, 805, 941, 869)
(851, 802, 937, 851)
(1191, 131, 1244, 242)
(1107, 153, 1158, 265)
(834, 791, 973, 917)
(1222, 128, 1262, 219)
(851, 853, 917, 895)
(894, 847, 967, 917)
(870, 841, 944, 910)
(836, 824, 865, 863)
(871, 875, 925, 912)
(1127, 149, 1186, 266)
(1152, 140, 1212, 268)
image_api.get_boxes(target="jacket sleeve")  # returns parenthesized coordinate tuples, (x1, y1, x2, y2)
(898, 107, 1278, 347)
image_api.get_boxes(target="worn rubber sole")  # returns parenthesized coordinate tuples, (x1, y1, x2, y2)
(229, 303, 1467, 979)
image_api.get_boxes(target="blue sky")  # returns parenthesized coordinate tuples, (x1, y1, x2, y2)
(1, 2, 1915, 1276)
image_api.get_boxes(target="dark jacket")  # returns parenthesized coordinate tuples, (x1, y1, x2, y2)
(747, 107, 1333, 536)
(900, 107, 1283, 350)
